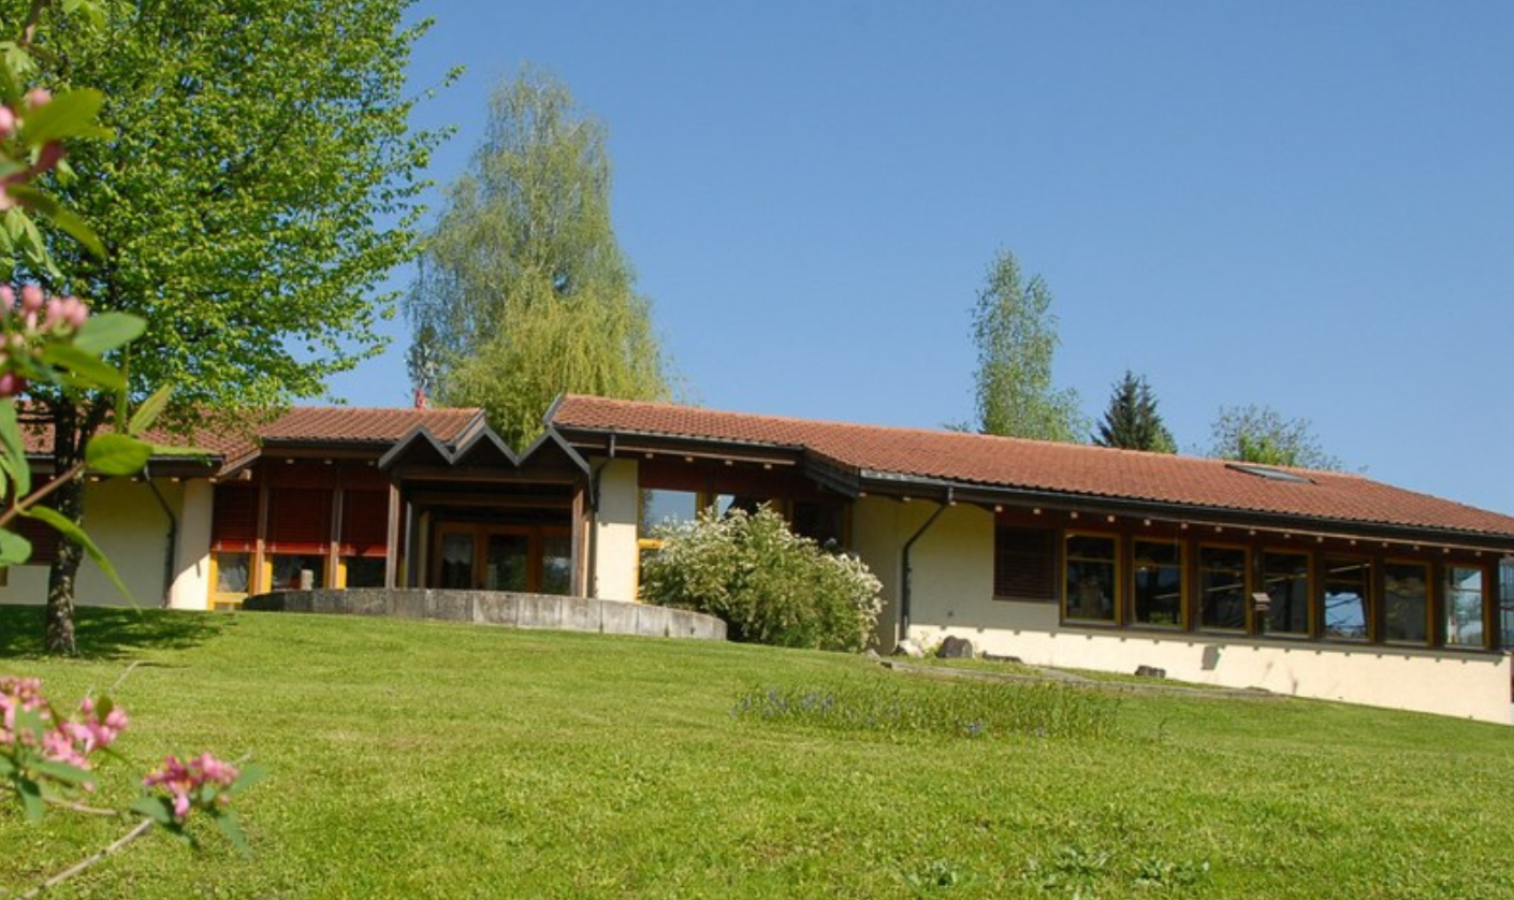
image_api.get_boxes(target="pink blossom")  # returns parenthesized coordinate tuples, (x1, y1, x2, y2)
(0, 105, 13, 136)
(0, 286, 13, 311)
(143, 753, 240, 822)
(19, 284, 42, 313)
(23, 88, 51, 110)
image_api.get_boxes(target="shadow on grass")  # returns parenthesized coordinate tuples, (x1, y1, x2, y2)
(0, 604, 231, 660)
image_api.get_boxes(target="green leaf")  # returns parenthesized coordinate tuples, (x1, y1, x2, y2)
(86, 433, 153, 476)
(229, 763, 267, 795)
(128, 385, 174, 436)
(32, 759, 93, 785)
(19, 89, 114, 145)
(213, 808, 253, 856)
(130, 795, 175, 826)
(0, 399, 31, 497)
(0, 528, 32, 567)
(0, 185, 105, 257)
(17, 777, 44, 822)
(21, 506, 135, 605)
(37, 343, 126, 391)
(72, 312, 147, 356)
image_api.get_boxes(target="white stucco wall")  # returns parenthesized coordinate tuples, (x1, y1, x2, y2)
(592, 458, 640, 602)
(169, 479, 213, 610)
(851, 496, 1512, 724)
(0, 477, 193, 609)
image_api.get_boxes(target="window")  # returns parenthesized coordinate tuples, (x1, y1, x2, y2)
(339, 489, 389, 588)
(1064, 534, 1117, 622)
(1383, 561, 1429, 644)
(640, 489, 699, 536)
(1500, 559, 1514, 651)
(1261, 550, 1311, 636)
(1322, 557, 1370, 640)
(343, 557, 386, 588)
(541, 534, 574, 596)
(1131, 539, 1183, 627)
(993, 526, 1054, 600)
(1444, 565, 1485, 648)
(1198, 545, 1248, 631)
(269, 554, 325, 591)
(214, 552, 250, 594)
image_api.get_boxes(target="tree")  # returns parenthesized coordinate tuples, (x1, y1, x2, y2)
(1092, 369, 1176, 452)
(1207, 404, 1346, 471)
(6, 0, 445, 653)
(405, 67, 668, 450)
(970, 249, 1084, 442)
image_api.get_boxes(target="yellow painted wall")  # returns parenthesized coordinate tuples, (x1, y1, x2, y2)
(0, 477, 191, 609)
(169, 479, 213, 610)
(592, 458, 640, 602)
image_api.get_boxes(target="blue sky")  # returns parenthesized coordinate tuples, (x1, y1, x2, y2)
(327, 1, 1514, 515)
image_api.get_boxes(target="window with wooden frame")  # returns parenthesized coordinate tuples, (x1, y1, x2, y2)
(1443, 564, 1486, 648)
(1131, 539, 1184, 628)
(1197, 545, 1248, 631)
(1382, 560, 1430, 645)
(1321, 556, 1371, 640)
(1063, 533, 1118, 623)
(1261, 549, 1311, 637)
(993, 525, 1054, 601)
(338, 489, 389, 588)
(265, 487, 332, 591)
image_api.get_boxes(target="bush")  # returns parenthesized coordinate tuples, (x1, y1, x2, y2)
(640, 505, 882, 651)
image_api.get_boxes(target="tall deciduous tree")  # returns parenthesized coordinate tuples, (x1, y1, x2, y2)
(1092, 370, 1176, 452)
(1207, 404, 1346, 471)
(7, 0, 445, 653)
(970, 249, 1083, 442)
(405, 67, 668, 450)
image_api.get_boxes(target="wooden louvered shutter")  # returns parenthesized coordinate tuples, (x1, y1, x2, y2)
(994, 526, 1055, 600)
(339, 490, 389, 558)
(211, 484, 259, 552)
(265, 488, 332, 555)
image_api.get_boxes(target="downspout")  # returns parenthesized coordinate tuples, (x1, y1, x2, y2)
(585, 433, 616, 600)
(143, 465, 177, 609)
(899, 487, 952, 641)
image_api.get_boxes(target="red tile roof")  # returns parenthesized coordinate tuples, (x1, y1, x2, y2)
(550, 394, 1514, 541)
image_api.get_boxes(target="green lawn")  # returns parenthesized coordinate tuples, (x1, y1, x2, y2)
(2, 604, 1513, 899)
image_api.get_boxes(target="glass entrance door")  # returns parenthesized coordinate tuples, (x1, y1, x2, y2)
(485, 533, 531, 591)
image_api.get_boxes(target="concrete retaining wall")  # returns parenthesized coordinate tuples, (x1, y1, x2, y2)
(242, 588, 727, 641)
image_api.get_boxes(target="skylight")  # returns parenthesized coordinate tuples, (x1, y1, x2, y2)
(1225, 463, 1313, 484)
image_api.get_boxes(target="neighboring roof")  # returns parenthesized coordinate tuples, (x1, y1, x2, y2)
(18, 406, 488, 477)
(549, 394, 1514, 542)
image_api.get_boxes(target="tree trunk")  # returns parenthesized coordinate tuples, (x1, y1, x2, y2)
(43, 402, 89, 656)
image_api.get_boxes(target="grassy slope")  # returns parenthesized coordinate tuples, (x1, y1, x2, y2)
(2, 605, 1513, 899)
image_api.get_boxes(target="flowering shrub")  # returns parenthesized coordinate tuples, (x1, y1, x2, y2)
(640, 505, 883, 652)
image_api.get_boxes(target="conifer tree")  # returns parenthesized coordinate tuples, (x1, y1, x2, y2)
(1092, 370, 1176, 452)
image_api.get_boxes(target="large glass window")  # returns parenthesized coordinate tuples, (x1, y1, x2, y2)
(640, 489, 700, 536)
(1262, 550, 1311, 636)
(214, 552, 250, 594)
(1383, 561, 1429, 644)
(541, 535, 574, 596)
(1132, 540, 1183, 627)
(1198, 546, 1248, 630)
(343, 557, 386, 588)
(1500, 559, 1514, 651)
(1064, 534, 1117, 622)
(1322, 557, 1370, 640)
(1444, 565, 1486, 648)
(269, 554, 326, 591)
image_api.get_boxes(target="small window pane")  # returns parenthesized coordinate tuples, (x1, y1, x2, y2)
(641, 489, 699, 536)
(1444, 566, 1485, 648)
(1262, 551, 1310, 636)
(215, 553, 250, 594)
(270, 554, 325, 591)
(1132, 540, 1183, 627)
(1065, 534, 1117, 622)
(541, 535, 573, 596)
(1322, 558, 1370, 640)
(343, 557, 386, 589)
(1383, 562, 1429, 644)
(1198, 546, 1248, 630)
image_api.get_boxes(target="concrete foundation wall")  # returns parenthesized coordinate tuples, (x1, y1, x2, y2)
(244, 588, 727, 641)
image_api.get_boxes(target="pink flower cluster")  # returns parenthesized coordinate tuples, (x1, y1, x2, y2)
(0, 284, 91, 397)
(143, 753, 240, 822)
(0, 88, 57, 212)
(0, 676, 128, 782)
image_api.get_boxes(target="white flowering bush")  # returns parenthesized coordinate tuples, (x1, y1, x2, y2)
(641, 505, 883, 652)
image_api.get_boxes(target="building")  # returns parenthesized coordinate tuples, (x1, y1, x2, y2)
(6, 394, 1514, 722)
